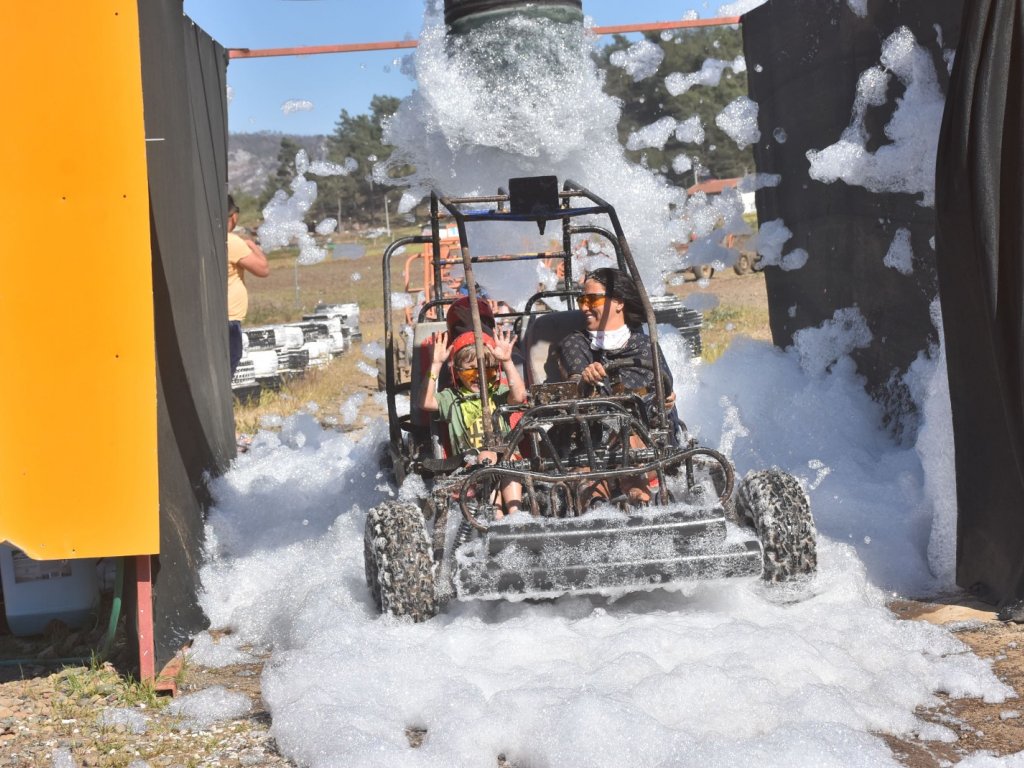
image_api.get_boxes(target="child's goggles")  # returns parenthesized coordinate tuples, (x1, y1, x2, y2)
(456, 365, 500, 384)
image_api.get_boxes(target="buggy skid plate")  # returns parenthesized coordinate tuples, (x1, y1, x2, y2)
(454, 506, 763, 600)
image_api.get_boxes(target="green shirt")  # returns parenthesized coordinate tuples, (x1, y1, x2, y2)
(436, 384, 510, 452)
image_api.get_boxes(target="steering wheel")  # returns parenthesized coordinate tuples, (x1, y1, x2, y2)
(599, 357, 673, 395)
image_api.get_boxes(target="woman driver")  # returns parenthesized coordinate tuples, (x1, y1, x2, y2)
(557, 267, 676, 504)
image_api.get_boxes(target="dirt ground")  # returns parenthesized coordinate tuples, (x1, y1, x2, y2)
(3, 268, 1023, 765)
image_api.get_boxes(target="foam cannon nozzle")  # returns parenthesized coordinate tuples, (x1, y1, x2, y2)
(444, 0, 583, 36)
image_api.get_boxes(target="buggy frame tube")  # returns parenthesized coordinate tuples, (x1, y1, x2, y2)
(382, 235, 430, 449)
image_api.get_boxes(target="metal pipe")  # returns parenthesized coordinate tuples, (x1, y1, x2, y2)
(226, 17, 743, 59)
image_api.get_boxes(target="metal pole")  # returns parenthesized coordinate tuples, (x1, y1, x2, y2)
(226, 17, 742, 59)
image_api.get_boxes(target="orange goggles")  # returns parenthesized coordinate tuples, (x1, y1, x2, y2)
(578, 292, 607, 309)
(456, 365, 500, 384)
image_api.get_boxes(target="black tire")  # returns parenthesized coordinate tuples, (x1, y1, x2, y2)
(691, 264, 715, 280)
(734, 253, 753, 275)
(736, 469, 817, 582)
(363, 501, 438, 621)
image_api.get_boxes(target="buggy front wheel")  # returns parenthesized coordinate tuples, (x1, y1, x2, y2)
(364, 501, 438, 621)
(736, 469, 817, 582)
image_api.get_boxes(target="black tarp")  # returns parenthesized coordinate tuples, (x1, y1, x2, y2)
(935, 0, 1024, 605)
(743, 0, 962, 435)
(136, 0, 234, 668)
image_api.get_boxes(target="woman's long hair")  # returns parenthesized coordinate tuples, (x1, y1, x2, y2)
(585, 268, 645, 329)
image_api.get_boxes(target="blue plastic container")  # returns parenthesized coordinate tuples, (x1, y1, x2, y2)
(0, 543, 100, 637)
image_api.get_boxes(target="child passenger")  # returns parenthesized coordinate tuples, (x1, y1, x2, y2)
(419, 326, 527, 518)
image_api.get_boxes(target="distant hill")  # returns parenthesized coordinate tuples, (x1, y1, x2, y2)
(228, 132, 328, 196)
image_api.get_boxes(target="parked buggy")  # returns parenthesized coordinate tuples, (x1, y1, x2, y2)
(367, 177, 817, 620)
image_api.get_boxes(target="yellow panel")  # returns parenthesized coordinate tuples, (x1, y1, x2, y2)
(0, 2, 158, 558)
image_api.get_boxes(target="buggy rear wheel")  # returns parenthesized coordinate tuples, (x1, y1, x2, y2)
(364, 500, 438, 621)
(736, 469, 817, 582)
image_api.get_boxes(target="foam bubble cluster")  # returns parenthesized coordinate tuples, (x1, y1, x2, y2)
(715, 96, 761, 150)
(609, 39, 664, 82)
(884, 228, 914, 275)
(675, 115, 706, 145)
(281, 99, 314, 115)
(665, 56, 746, 96)
(806, 27, 945, 206)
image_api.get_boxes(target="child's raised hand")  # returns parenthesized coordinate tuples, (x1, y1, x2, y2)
(431, 330, 451, 364)
(492, 325, 518, 363)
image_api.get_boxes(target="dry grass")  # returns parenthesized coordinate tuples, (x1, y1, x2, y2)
(700, 303, 771, 363)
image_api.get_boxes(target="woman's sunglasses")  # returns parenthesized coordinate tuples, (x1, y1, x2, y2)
(578, 292, 608, 309)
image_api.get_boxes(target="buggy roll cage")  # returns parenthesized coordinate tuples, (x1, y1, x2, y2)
(381, 177, 670, 457)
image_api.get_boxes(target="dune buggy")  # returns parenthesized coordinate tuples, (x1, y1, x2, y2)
(366, 177, 817, 620)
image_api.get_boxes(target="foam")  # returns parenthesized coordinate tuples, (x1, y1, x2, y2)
(281, 99, 314, 115)
(167, 686, 252, 730)
(806, 27, 945, 207)
(716, 96, 761, 150)
(626, 116, 678, 151)
(884, 228, 914, 275)
(675, 115, 706, 145)
(609, 39, 664, 82)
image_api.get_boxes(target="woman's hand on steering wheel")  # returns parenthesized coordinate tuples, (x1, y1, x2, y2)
(580, 361, 608, 388)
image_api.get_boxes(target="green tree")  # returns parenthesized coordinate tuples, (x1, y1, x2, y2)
(258, 136, 303, 211)
(314, 95, 412, 228)
(596, 26, 755, 187)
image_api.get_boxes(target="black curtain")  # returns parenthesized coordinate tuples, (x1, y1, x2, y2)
(743, 0, 962, 436)
(935, 0, 1024, 605)
(136, 0, 234, 668)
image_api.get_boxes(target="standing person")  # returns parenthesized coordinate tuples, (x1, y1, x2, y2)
(227, 195, 269, 377)
(420, 326, 527, 518)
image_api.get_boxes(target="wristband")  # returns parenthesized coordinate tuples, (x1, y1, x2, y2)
(428, 371, 438, 380)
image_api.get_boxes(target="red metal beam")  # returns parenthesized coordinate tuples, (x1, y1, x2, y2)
(135, 554, 155, 683)
(227, 17, 742, 60)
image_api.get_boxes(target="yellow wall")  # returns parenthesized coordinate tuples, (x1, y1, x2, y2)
(0, 2, 159, 558)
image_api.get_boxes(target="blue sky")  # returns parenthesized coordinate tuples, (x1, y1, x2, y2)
(184, 0, 709, 135)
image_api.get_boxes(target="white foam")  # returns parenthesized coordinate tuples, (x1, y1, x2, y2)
(188, 630, 256, 668)
(665, 57, 744, 97)
(748, 218, 807, 270)
(201, 332, 1010, 765)
(609, 39, 664, 82)
(675, 115, 706, 145)
(807, 27, 945, 207)
(792, 307, 873, 376)
(847, 0, 869, 18)
(884, 228, 914, 275)
(315, 218, 339, 236)
(281, 99, 314, 115)
(717, 0, 768, 15)
(100, 706, 149, 734)
(167, 686, 252, 730)
(626, 116, 678, 151)
(716, 96, 761, 150)
(672, 154, 693, 175)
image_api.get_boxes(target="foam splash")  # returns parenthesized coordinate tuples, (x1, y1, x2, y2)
(806, 27, 945, 207)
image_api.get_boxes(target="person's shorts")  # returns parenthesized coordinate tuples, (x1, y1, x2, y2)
(229, 321, 243, 377)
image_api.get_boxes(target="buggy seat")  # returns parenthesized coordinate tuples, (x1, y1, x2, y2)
(520, 310, 585, 387)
